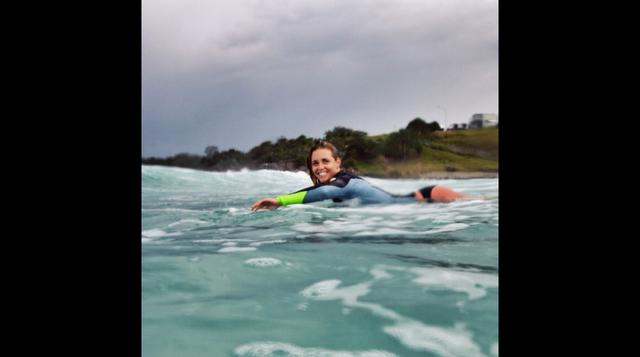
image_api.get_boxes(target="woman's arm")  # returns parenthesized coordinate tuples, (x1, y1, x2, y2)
(251, 183, 352, 211)
(250, 189, 314, 211)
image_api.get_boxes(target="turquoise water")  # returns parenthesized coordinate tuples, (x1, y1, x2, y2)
(142, 166, 499, 357)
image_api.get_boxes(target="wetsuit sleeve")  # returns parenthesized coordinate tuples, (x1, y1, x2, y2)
(276, 191, 308, 206)
(276, 183, 353, 205)
(300, 184, 352, 203)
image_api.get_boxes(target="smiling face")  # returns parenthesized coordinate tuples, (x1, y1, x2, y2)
(310, 148, 342, 183)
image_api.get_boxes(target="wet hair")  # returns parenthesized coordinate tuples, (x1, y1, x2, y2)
(306, 140, 342, 185)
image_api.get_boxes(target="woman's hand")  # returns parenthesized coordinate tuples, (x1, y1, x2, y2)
(251, 198, 280, 211)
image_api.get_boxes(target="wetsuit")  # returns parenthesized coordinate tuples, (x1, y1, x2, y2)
(276, 170, 436, 206)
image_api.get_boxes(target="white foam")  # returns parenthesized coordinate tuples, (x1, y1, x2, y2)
(370, 266, 394, 280)
(424, 223, 469, 235)
(244, 257, 283, 267)
(193, 239, 254, 243)
(339, 204, 426, 215)
(167, 219, 208, 228)
(292, 222, 371, 234)
(408, 267, 498, 300)
(233, 341, 397, 357)
(249, 240, 287, 247)
(369, 265, 498, 300)
(141, 229, 168, 238)
(218, 247, 257, 253)
(453, 215, 471, 220)
(141, 229, 183, 238)
(300, 280, 402, 321)
(383, 320, 485, 357)
(291, 223, 326, 233)
(192, 239, 218, 243)
(141, 208, 203, 213)
(300, 271, 490, 356)
(222, 242, 238, 247)
(490, 342, 498, 356)
(300, 280, 343, 299)
(353, 228, 417, 237)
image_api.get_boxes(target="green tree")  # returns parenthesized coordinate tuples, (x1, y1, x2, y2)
(204, 145, 219, 158)
(248, 140, 275, 162)
(427, 121, 442, 132)
(170, 153, 204, 168)
(324, 127, 379, 165)
(406, 117, 431, 135)
(291, 135, 315, 168)
(383, 129, 422, 160)
(406, 118, 442, 136)
(211, 149, 250, 169)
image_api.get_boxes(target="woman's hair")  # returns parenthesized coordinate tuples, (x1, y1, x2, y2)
(307, 140, 341, 185)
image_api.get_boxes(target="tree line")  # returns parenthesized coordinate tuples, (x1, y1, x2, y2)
(142, 118, 443, 171)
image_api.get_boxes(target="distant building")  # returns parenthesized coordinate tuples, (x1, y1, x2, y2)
(468, 113, 498, 129)
(447, 123, 467, 131)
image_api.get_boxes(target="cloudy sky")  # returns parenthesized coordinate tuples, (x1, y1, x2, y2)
(142, 0, 498, 157)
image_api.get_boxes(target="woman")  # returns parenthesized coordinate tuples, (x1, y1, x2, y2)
(250, 140, 465, 211)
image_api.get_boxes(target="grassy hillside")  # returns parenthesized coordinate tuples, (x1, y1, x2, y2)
(356, 128, 498, 177)
(430, 127, 498, 160)
(143, 125, 498, 178)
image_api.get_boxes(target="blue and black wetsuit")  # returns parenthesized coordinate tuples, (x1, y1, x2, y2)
(276, 170, 436, 206)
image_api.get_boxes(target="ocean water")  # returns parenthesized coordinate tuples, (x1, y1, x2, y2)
(142, 165, 499, 357)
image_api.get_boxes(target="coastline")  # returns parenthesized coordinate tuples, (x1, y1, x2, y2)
(362, 171, 498, 180)
(416, 171, 498, 179)
(142, 164, 497, 180)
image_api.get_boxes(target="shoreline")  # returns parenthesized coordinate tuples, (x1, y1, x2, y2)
(416, 171, 498, 179)
(420, 171, 498, 179)
(142, 164, 497, 180)
(362, 171, 498, 180)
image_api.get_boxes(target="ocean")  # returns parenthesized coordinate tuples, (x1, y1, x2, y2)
(142, 165, 499, 357)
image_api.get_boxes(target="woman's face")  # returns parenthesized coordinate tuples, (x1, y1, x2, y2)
(310, 148, 342, 183)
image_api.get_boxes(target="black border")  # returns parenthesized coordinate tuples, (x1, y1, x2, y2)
(498, 2, 595, 353)
(38, 2, 143, 355)
(18, 0, 616, 354)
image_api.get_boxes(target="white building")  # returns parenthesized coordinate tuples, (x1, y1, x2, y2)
(468, 113, 498, 129)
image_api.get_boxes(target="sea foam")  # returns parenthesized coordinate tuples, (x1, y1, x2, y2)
(141, 229, 168, 238)
(244, 257, 283, 267)
(408, 267, 498, 300)
(383, 321, 486, 357)
(233, 341, 397, 357)
(218, 247, 257, 253)
(491, 342, 499, 356)
(300, 270, 488, 356)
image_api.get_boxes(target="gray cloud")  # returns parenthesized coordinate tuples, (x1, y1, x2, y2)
(143, 0, 498, 157)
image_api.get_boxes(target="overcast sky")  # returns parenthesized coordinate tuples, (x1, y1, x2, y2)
(142, 0, 498, 157)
